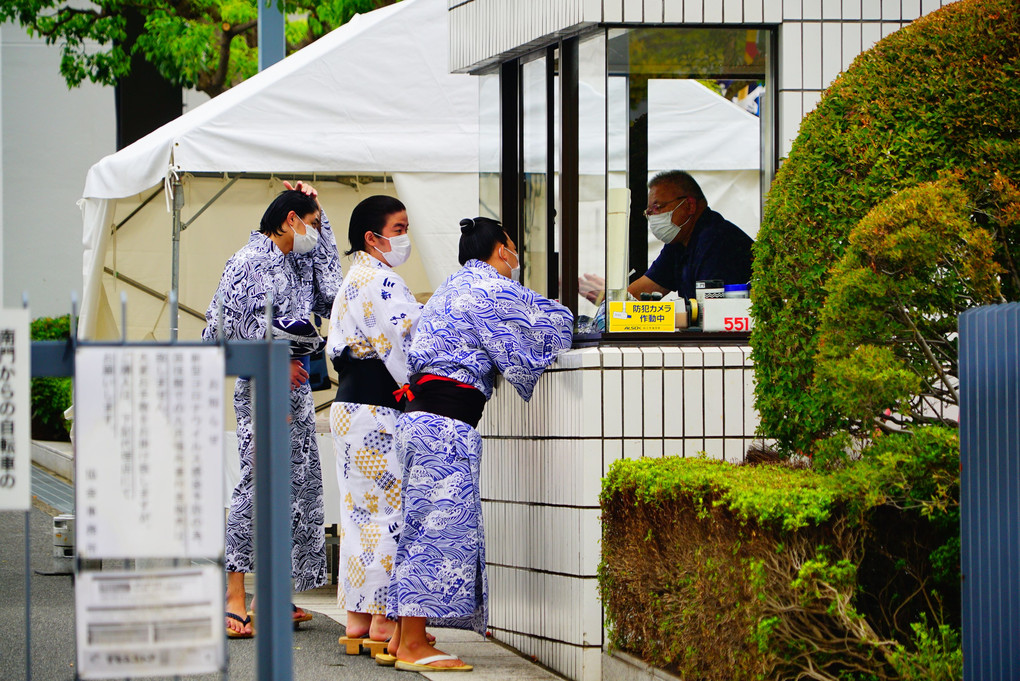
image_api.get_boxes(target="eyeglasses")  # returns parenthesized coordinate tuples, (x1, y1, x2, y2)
(643, 196, 690, 218)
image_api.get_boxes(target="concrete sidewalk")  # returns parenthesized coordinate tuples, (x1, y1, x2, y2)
(9, 453, 564, 681)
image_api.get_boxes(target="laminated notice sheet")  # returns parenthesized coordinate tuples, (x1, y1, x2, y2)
(74, 346, 225, 559)
(76, 565, 224, 678)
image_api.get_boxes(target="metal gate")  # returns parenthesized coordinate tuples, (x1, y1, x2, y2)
(960, 303, 1020, 681)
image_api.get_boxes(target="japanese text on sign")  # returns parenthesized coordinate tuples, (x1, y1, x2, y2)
(74, 347, 225, 559)
(607, 301, 676, 332)
(0, 309, 29, 511)
(76, 566, 225, 679)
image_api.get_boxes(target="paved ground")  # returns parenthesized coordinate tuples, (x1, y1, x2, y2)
(0, 464, 563, 681)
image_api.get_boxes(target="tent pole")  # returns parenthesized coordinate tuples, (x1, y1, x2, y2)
(170, 176, 184, 341)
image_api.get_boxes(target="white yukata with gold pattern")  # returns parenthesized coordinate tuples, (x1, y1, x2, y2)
(326, 250, 422, 613)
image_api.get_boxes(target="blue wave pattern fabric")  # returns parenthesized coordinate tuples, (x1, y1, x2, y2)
(203, 212, 341, 591)
(388, 259, 573, 633)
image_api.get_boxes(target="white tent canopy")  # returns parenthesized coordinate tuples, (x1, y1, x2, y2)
(79, 0, 480, 340)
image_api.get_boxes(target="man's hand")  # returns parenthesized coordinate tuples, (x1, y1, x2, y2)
(578, 273, 606, 305)
(290, 359, 309, 390)
(283, 180, 321, 209)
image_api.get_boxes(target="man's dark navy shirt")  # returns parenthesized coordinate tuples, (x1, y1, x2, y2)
(644, 208, 754, 299)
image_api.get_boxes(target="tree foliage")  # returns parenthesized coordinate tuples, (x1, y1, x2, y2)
(0, 0, 398, 97)
(751, 0, 1020, 455)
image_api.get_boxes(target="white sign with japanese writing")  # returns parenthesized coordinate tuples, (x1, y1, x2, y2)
(74, 346, 224, 559)
(0, 309, 30, 511)
(76, 565, 224, 679)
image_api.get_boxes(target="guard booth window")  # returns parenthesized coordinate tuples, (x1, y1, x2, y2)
(487, 26, 774, 336)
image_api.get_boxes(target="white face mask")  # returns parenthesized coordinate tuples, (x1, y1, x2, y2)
(292, 218, 319, 254)
(373, 233, 412, 267)
(648, 210, 681, 244)
(501, 246, 521, 282)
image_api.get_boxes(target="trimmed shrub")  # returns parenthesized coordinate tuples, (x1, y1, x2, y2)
(751, 0, 1020, 455)
(31, 315, 72, 441)
(600, 436, 960, 681)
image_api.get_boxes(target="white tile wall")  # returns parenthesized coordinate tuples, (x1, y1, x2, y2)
(801, 21, 823, 89)
(477, 345, 758, 680)
(704, 0, 724, 22)
(663, 0, 684, 21)
(684, 0, 704, 22)
(743, 0, 763, 22)
(624, 0, 645, 21)
(645, 0, 665, 22)
(780, 22, 803, 89)
(724, 0, 744, 22)
(822, 21, 843, 84)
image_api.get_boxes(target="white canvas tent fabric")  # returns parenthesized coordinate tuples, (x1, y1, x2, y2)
(78, 0, 479, 340)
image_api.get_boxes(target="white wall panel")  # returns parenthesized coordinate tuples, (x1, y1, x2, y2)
(842, 0, 862, 18)
(724, 0, 744, 22)
(801, 21, 823, 89)
(783, 0, 802, 19)
(704, 0, 724, 22)
(664, 0, 685, 21)
(822, 21, 843, 85)
(745, 0, 764, 23)
(624, 0, 644, 21)
(822, 0, 842, 17)
(685, 0, 705, 22)
(881, 0, 901, 18)
(861, 20, 883, 50)
(841, 22, 863, 70)
(645, 0, 665, 22)
(780, 22, 803, 89)
(803, 89, 823, 116)
(862, 0, 882, 18)
(803, 0, 822, 18)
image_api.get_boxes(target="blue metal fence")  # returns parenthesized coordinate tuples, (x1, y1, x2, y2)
(960, 303, 1020, 681)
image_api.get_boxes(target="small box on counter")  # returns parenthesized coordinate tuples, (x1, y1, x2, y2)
(701, 297, 754, 332)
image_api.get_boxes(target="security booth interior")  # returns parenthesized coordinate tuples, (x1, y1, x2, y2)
(479, 26, 772, 339)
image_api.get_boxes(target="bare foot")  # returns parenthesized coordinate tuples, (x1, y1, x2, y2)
(397, 641, 465, 669)
(368, 614, 396, 641)
(345, 610, 371, 639)
(225, 594, 251, 637)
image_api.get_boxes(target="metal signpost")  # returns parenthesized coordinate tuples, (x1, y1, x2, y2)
(23, 297, 296, 681)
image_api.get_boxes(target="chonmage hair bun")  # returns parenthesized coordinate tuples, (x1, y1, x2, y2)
(459, 217, 475, 234)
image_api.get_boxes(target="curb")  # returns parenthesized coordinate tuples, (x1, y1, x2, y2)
(31, 440, 73, 483)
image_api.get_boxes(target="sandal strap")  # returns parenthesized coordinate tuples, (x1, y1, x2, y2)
(225, 612, 250, 625)
(414, 654, 459, 666)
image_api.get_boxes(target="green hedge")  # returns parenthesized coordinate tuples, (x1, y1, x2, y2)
(600, 434, 961, 680)
(751, 0, 1020, 455)
(30, 315, 72, 441)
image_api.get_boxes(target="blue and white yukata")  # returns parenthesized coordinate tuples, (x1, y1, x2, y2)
(387, 259, 573, 633)
(326, 250, 422, 614)
(203, 212, 341, 591)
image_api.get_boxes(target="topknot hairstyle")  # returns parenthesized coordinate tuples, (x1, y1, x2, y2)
(458, 216, 511, 265)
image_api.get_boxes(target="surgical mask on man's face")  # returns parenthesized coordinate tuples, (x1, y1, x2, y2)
(373, 233, 412, 267)
(292, 219, 319, 254)
(648, 210, 681, 244)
